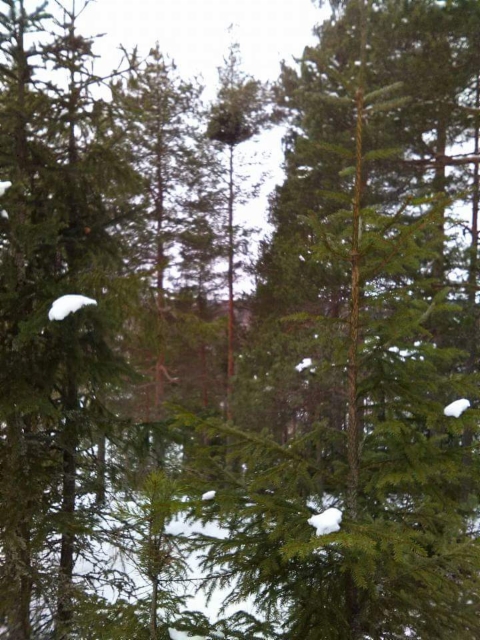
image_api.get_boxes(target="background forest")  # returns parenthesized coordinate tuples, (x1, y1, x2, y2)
(2, 0, 480, 639)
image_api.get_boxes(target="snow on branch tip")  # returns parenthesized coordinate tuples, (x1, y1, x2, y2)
(308, 507, 342, 536)
(444, 399, 470, 418)
(48, 294, 98, 321)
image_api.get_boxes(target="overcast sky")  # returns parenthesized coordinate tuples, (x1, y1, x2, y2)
(79, 0, 326, 89)
(75, 0, 328, 291)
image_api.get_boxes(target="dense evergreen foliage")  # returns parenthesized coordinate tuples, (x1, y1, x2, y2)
(1, 0, 480, 639)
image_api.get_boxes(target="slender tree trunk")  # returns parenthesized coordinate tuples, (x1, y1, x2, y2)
(154, 235, 165, 411)
(346, 2, 366, 636)
(345, 83, 364, 640)
(150, 576, 159, 640)
(55, 374, 78, 640)
(347, 83, 363, 517)
(13, 0, 28, 284)
(5, 417, 32, 640)
(200, 343, 209, 409)
(347, 13, 366, 533)
(467, 75, 480, 375)
(226, 144, 235, 420)
(6, 6, 33, 636)
(148, 514, 159, 640)
(96, 431, 106, 505)
(154, 141, 166, 417)
(462, 75, 480, 475)
(432, 116, 448, 285)
(56, 18, 81, 632)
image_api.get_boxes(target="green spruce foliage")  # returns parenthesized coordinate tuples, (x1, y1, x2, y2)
(178, 2, 480, 639)
(2, 0, 480, 639)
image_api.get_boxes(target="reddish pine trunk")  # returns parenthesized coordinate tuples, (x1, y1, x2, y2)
(226, 145, 235, 420)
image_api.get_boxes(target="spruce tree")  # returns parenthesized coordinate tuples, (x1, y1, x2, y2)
(0, 1, 57, 636)
(178, 2, 480, 638)
(0, 1, 140, 636)
(41, 4, 143, 635)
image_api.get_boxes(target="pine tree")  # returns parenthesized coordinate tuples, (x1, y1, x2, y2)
(207, 41, 270, 420)
(110, 46, 232, 488)
(112, 47, 209, 420)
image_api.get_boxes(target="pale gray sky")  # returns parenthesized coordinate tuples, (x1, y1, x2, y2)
(76, 0, 328, 291)
(79, 0, 325, 89)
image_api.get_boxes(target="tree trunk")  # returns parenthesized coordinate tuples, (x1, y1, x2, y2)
(432, 116, 448, 285)
(467, 75, 480, 375)
(347, 79, 365, 527)
(150, 577, 159, 640)
(96, 431, 106, 506)
(55, 17, 82, 634)
(6, 5, 33, 636)
(346, 2, 366, 635)
(154, 137, 166, 419)
(55, 375, 78, 640)
(226, 144, 235, 420)
(12, 0, 28, 284)
(5, 416, 32, 640)
(462, 74, 480, 483)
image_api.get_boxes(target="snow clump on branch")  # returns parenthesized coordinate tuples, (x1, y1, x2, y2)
(308, 507, 343, 536)
(295, 357, 313, 372)
(48, 294, 97, 321)
(0, 181, 12, 196)
(443, 399, 470, 418)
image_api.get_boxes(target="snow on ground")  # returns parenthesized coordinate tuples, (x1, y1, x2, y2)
(164, 512, 246, 622)
(75, 500, 256, 630)
(48, 294, 97, 321)
(169, 513, 257, 624)
(444, 398, 470, 418)
(308, 508, 343, 536)
(295, 357, 312, 372)
(201, 491, 216, 501)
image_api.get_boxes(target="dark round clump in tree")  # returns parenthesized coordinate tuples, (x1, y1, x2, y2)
(206, 103, 252, 146)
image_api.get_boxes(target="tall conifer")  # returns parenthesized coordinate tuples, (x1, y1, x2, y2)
(180, 2, 480, 638)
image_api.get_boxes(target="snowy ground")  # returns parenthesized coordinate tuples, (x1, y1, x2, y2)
(75, 499, 257, 639)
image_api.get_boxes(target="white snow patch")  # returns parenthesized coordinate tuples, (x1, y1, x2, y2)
(169, 630, 206, 640)
(295, 357, 312, 372)
(202, 491, 216, 501)
(308, 507, 342, 536)
(388, 345, 424, 362)
(444, 398, 470, 418)
(0, 181, 12, 196)
(0, 210, 8, 219)
(48, 294, 97, 321)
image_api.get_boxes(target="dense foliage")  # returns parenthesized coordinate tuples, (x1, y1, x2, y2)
(1, 1, 480, 639)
